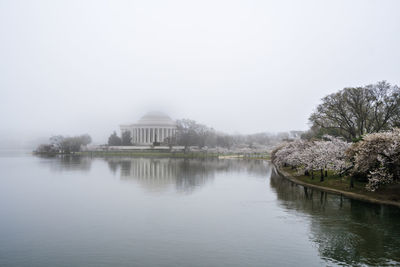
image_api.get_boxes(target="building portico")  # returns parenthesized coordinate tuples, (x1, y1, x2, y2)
(120, 112, 177, 145)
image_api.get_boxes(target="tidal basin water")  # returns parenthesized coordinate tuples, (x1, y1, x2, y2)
(0, 154, 400, 267)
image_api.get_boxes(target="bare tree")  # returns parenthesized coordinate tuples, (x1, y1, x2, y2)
(309, 81, 400, 141)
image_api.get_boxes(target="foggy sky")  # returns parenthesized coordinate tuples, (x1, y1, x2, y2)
(1, 0, 400, 147)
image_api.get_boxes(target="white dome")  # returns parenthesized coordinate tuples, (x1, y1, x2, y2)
(136, 111, 176, 126)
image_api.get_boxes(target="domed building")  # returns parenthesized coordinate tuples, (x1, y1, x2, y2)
(120, 112, 177, 145)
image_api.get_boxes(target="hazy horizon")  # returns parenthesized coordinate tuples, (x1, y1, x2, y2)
(1, 0, 400, 148)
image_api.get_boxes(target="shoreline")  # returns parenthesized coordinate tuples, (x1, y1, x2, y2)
(275, 166, 400, 208)
(33, 150, 270, 160)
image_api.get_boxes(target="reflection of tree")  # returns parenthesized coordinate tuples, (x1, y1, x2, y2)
(175, 159, 215, 192)
(103, 158, 271, 193)
(37, 155, 92, 172)
(107, 160, 118, 174)
(270, 168, 400, 266)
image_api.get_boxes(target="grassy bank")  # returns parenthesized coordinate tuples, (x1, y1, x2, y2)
(69, 150, 271, 159)
(77, 150, 219, 158)
(280, 166, 400, 204)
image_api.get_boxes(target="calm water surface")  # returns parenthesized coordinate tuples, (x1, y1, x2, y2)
(0, 153, 399, 266)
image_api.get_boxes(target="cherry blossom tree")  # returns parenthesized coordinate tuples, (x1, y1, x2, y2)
(349, 128, 400, 191)
(322, 136, 351, 174)
(272, 140, 310, 168)
(272, 136, 351, 181)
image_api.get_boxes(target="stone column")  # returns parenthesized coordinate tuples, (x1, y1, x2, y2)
(147, 128, 150, 144)
(152, 128, 155, 143)
(156, 128, 158, 142)
(149, 128, 151, 143)
(135, 128, 138, 143)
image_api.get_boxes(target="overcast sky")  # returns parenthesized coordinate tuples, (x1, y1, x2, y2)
(1, 0, 400, 147)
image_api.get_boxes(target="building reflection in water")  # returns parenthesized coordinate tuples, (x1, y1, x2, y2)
(105, 157, 271, 193)
(269, 167, 400, 266)
(37, 155, 271, 194)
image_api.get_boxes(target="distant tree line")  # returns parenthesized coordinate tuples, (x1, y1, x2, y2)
(175, 120, 302, 149)
(36, 134, 92, 154)
(175, 119, 233, 149)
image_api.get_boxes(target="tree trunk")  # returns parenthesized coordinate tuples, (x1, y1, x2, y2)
(325, 170, 328, 177)
(350, 176, 354, 188)
(311, 170, 314, 180)
(320, 169, 324, 182)
(394, 164, 400, 182)
(305, 170, 309, 176)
